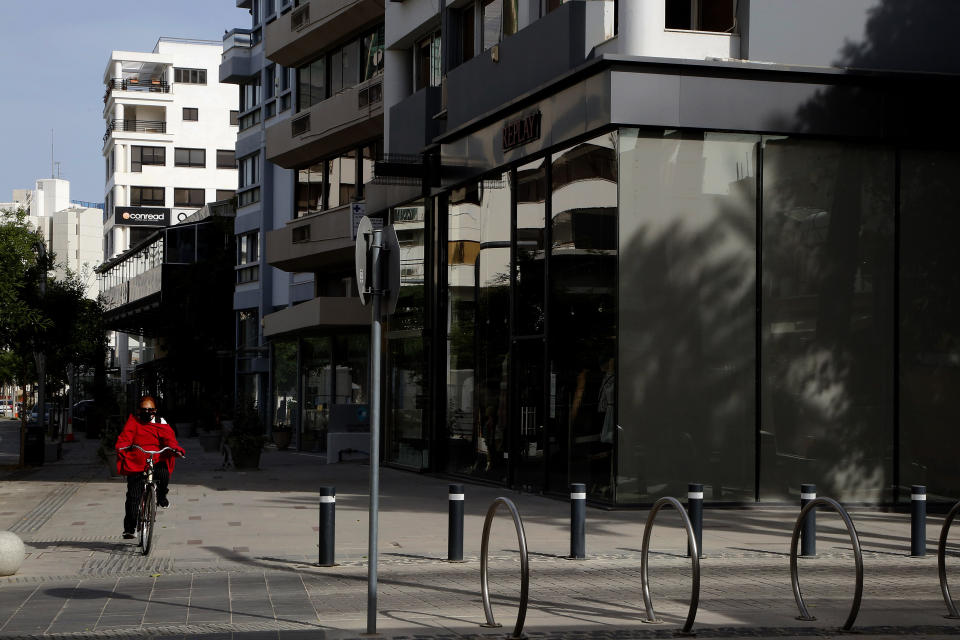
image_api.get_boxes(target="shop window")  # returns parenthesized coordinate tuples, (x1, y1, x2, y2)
(665, 0, 736, 32)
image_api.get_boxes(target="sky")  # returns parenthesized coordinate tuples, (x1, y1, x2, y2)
(0, 0, 247, 204)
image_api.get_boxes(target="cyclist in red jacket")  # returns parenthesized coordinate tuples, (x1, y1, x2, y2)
(115, 395, 185, 539)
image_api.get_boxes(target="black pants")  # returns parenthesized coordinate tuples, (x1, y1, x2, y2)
(123, 465, 170, 533)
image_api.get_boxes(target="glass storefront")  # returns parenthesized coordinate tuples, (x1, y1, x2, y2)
(382, 127, 958, 505)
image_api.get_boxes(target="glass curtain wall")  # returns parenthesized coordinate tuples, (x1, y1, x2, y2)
(898, 149, 960, 501)
(301, 336, 332, 452)
(618, 130, 757, 503)
(272, 340, 299, 442)
(386, 199, 429, 468)
(551, 134, 619, 500)
(760, 138, 895, 502)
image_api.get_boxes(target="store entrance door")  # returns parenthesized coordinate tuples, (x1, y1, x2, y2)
(510, 335, 546, 492)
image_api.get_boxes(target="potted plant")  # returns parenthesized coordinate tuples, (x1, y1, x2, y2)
(227, 402, 266, 469)
(272, 424, 293, 450)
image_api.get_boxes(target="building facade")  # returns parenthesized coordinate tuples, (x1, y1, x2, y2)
(251, 0, 386, 456)
(366, 0, 960, 505)
(101, 37, 239, 384)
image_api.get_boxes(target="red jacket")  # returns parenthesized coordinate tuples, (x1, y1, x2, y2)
(115, 414, 184, 476)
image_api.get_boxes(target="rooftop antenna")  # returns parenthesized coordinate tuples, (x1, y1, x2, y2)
(55, 162, 62, 179)
(50, 129, 55, 178)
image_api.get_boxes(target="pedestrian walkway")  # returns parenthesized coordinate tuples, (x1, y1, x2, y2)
(1, 431, 958, 639)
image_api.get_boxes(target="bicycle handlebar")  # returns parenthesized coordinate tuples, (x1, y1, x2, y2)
(123, 444, 184, 458)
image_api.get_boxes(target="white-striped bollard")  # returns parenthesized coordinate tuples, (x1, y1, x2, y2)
(570, 483, 586, 559)
(911, 485, 926, 557)
(448, 484, 464, 562)
(800, 483, 816, 557)
(319, 486, 335, 566)
(687, 482, 703, 558)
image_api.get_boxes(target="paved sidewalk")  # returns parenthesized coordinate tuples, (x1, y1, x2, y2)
(0, 431, 958, 639)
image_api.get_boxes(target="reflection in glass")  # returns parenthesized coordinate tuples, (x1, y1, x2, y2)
(761, 138, 894, 502)
(328, 150, 357, 208)
(550, 134, 618, 500)
(296, 162, 324, 217)
(301, 337, 331, 453)
(515, 159, 546, 335)
(899, 149, 960, 502)
(387, 199, 428, 468)
(618, 129, 758, 503)
(272, 340, 298, 441)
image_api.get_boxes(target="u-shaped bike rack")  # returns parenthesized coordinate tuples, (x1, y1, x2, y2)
(640, 496, 701, 634)
(938, 500, 960, 619)
(480, 497, 530, 639)
(789, 497, 864, 632)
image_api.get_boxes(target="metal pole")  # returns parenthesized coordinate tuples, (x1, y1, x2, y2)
(570, 482, 586, 559)
(800, 483, 816, 557)
(318, 486, 335, 566)
(687, 482, 703, 558)
(366, 229, 383, 635)
(448, 483, 464, 562)
(911, 484, 926, 557)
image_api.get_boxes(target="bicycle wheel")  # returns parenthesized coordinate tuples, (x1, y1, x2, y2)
(141, 485, 157, 556)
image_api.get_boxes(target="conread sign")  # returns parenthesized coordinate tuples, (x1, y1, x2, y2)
(115, 207, 170, 227)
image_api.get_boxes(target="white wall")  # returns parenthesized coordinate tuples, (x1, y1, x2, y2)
(602, 0, 740, 60)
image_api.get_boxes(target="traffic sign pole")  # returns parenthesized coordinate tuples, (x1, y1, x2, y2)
(367, 228, 382, 635)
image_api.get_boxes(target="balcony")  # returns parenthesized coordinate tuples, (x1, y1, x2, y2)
(264, 0, 384, 67)
(265, 203, 358, 273)
(220, 28, 255, 84)
(266, 77, 383, 168)
(102, 119, 168, 145)
(263, 296, 369, 337)
(388, 85, 443, 155)
(445, 0, 610, 131)
(103, 78, 171, 104)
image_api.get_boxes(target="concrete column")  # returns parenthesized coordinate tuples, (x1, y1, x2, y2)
(112, 60, 122, 82)
(618, 0, 662, 57)
(382, 48, 411, 155)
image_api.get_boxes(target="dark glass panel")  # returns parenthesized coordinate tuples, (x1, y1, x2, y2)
(515, 159, 546, 336)
(760, 137, 894, 502)
(301, 336, 332, 453)
(272, 340, 298, 437)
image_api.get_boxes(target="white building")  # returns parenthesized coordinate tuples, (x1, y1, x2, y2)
(102, 37, 239, 259)
(4, 179, 103, 300)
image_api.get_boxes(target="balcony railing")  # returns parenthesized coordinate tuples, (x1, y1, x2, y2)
(103, 78, 170, 102)
(103, 119, 167, 145)
(222, 28, 253, 52)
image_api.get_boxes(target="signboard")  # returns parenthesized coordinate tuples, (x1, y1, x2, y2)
(115, 207, 170, 227)
(351, 202, 383, 239)
(355, 216, 373, 306)
(383, 224, 401, 315)
(502, 110, 542, 151)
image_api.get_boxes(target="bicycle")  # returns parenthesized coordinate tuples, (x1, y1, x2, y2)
(123, 444, 183, 555)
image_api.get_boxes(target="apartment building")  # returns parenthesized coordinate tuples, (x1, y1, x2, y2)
(102, 37, 239, 260)
(249, 0, 386, 454)
(4, 179, 103, 299)
(220, 1, 299, 417)
(101, 37, 239, 384)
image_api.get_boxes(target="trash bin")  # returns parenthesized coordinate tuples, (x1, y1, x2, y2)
(24, 426, 44, 466)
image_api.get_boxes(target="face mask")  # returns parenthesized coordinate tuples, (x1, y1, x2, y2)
(139, 409, 156, 421)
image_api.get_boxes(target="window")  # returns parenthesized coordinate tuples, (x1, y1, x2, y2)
(217, 149, 237, 169)
(362, 25, 385, 81)
(297, 57, 325, 111)
(239, 153, 260, 188)
(131, 146, 165, 172)
(240, 110, 261, 131)
(174, 188, 205, 207)
(174, 147, 206, 167)
(665, 0, 736, 32)
(460, 4, 475, 64)
(238, 188, 260, 208)
(238, 232, 259, 265)
(174, 68, 207, 84)
(230, 110, 239, 126)
(238, 309, 259, 347)
(216, 189, 235, 201)
(330, 39, 360, 96)
(415, 31, 442, 90)
(265, 64, 276, 99)
(130, 186, 164, 206)
(183, 107, 198, 121)
(296, 162, 325, 217)
(482, 0, 518, 50)
(241, 79, 261, 111)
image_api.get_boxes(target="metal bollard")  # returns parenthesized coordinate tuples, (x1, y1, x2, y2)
(570, 483, 586, 559)
(448, 484, 464, 562)
(318, 486, 336, 566)
(911, 484, 926, 557)
(800, 484, 816, 557)
(687, 483, 703, 558)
